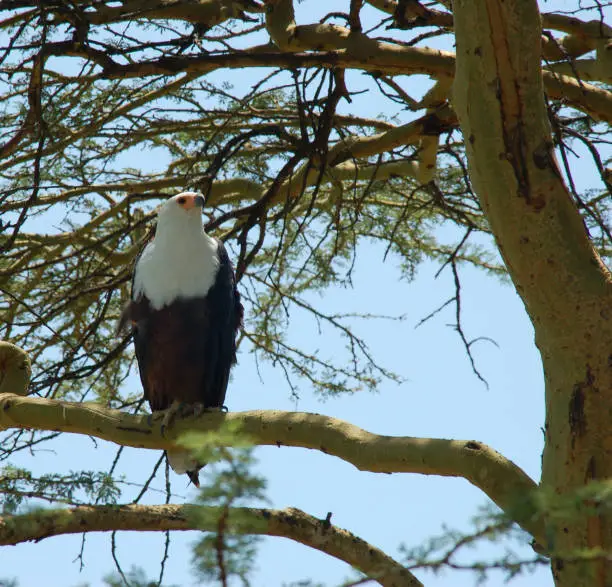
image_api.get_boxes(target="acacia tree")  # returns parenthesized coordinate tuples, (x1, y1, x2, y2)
(0, 0, 611, 585)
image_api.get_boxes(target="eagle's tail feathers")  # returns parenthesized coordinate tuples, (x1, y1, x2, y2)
(166, 450, 205, 487)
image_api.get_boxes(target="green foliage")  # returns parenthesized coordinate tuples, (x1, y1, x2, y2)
(0, 0, 609, 415)
(177, 421, 261, 465)
(0, 466, 121, 513)
(0, 31, 501, 408)
(401, 502, 546, 584)
(396, 483, 612, 583)
(192, 532, 259, 587)
(181, 424, 267, 586)
(531, 480, 612, 530)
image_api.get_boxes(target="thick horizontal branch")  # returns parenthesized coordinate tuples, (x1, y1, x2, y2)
(79, 42, 454, 80)
(12, 42, 610, 124)
(56, 0, 264, 26)
(88, 47, 612, 123)
(0, 392, 543, 544)
(5, 6, 610, 122)
(0, 504, 420, 587)
(369, 0, 609, 59)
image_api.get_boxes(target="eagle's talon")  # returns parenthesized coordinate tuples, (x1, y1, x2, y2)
(157, 400, 186, 435)
(190, 402, 207, 418)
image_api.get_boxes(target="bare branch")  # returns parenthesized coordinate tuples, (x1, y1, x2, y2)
(0, 504, 421, 587)
(0, 392, 543, 544)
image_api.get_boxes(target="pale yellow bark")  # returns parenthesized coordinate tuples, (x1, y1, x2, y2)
(453, 0, 612, 585)
(368, 0, 610, 61)
(0, 504, 421, 587)
(92, 48, 612, 123)
(80, 0, 262, 25)
(0, 391, 543, 544)
(0, 343, 31, 397)
(267, 106, 457, 207)
(546, 60, 612, 85)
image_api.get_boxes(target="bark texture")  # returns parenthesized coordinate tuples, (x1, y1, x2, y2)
(0, 504, 421, 587)
(0, 342, 31, 397)
(452, 0, 612, 584)
(0, 391, 543, 543)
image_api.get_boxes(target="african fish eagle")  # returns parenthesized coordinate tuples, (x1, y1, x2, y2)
(119, 192, 243, 486)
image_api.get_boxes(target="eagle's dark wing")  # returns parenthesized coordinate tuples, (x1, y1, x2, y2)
(116, 239, 150, 335)
(117, 239, 154, 403)
(199, 238, 243, 407)
(118, 236, 242, 412)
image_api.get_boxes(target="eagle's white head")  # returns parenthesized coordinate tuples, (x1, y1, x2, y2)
(155, 192, 206, 242)
(133, 192, 220, 308)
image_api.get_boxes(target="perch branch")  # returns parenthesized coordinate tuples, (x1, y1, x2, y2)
(0, 391, 543, 544)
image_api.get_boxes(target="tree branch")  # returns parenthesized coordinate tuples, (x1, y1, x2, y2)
(52, 0, 264, 26)
(0, 392, 543, 544)
(90, 48, 612, 123)
(0, 504, 421, 587)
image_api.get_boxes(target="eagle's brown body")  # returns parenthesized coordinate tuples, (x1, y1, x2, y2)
(120, 193, 243, 486)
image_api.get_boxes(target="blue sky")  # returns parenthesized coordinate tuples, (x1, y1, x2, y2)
(2, 0, 610, 585)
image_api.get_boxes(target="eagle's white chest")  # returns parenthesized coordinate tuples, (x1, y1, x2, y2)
(133, 232, 220, 310)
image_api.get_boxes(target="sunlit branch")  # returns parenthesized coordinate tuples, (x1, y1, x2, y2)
(0, 504, 420, 587)
(79, 48, 612, 123)
(0, 392, 543, 545)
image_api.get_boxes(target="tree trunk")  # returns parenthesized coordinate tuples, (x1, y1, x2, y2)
(452, 0, 612, 585)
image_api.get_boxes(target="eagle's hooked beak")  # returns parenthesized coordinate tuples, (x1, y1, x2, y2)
(179, 193, 205, 212)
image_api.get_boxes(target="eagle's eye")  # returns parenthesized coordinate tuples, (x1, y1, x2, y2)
(177, 196, 186, 205)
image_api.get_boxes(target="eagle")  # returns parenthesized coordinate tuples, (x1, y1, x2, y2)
(119, 192, 243, 486)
